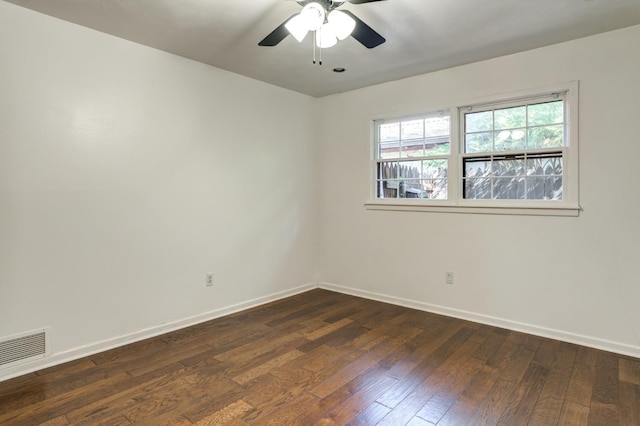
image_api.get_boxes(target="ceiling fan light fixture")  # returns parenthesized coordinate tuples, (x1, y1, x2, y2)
(327, 10, 356, 40)
(285, 14, 309, 42)
(316, 24, 338, 48)
(300, 2, 326, 31)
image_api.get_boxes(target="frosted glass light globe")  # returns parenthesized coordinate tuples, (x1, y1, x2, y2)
(300, 2, 326, 31)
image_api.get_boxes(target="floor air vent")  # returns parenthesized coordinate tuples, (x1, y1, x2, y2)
(0, 329, 48, 368)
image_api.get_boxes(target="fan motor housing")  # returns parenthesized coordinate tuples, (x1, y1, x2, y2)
(297, 0, 342, 11)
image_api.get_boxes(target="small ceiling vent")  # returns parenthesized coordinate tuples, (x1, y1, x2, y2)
(0, 329, 48, 368)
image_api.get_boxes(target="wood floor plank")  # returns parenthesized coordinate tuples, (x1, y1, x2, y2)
(231, 349, 304, 385)
(467, 379, 520, 425)
(246, 390, 317, 425)
(619, 357, 640, 385)
(378, 322, 465, 394)
(499, 346, 536, 383)
(378, 326, 447, 378)
(65, 363, 235, 424)
(528, 342, 577, 425)
(37, 415, 71, 426)
(376, 328, 479, 425)
(405, 415, 434, 425)
(293, 366, 389, 424)
(592, 351, 620, 405)
(589, 401, 619, 425)
(495, 362, 548, 425)
(471, 330, 506, 363)
(0, 371, 134, 425)
(345, 401, 390, 426)
(308, 325, 422, 399)
(191, 400, 253, 425)
(618, 381, 640, 426)
(565, 361, 597, 406)
(576, 345, 599, 366)
(324, 371, 397, 425)
(282, 343, 348, 374)
(435, 364, 501, 425)
(414, 355, 484, 423)
(240, 372, 306, 409)
(558, 401, 590, 426)
(0, 289, 638, 426)
(532, 338, 562, 369)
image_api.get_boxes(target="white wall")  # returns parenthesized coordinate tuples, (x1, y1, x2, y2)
(317, 25, 640, 356)
(0, 1, 318, 379)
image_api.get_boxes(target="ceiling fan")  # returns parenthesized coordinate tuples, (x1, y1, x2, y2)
(259, 0, 387, 52)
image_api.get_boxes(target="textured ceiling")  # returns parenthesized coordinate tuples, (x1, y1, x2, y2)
(4, 0, 640, 97)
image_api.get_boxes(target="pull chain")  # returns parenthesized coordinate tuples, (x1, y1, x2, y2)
(312, 31, 323, 66)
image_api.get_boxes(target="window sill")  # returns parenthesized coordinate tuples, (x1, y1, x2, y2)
(365, 200, 581, 217)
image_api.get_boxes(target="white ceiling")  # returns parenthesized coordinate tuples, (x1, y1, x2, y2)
(5, 0, 640, 97)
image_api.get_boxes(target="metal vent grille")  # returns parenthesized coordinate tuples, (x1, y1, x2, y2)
(0, 331, 47, 367)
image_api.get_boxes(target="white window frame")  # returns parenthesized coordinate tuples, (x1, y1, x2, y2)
(373, 110, 451, 202)
(366, 82, 580, 217)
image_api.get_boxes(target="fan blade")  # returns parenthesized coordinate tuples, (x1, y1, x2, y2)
(258, 15, 297, 46)
(341, 10, 386, 48)
(346, 0, 387, 4)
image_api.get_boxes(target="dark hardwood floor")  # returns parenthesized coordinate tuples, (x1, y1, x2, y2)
(1, 289, 639, 425)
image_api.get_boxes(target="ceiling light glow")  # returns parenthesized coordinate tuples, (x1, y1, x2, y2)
(285, 15, 309, 42)
(316, 24, 338, 48)
(300, 2, 325, 31)
(327, 10, 356, 40)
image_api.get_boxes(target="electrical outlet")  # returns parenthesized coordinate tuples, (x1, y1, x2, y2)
(206, 273, 214, 287)
(445, 271, 454, 285)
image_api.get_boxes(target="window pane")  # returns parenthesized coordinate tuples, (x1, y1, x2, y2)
(427, 179, 448, 200)
(378, 162, 398, 179)
(401, 119, 423, 140)
(382, 179, 447, 199)
(465, 132, 493, 153)
(424, 115, 450, 156)
(493, 177, 525, 200)
(425, 116, 450, 137)
(464, 159, 490, 178)
(422, 140, 450, 157)
(527, 176, 563, 200)
(495, 106, 526, 130)
(464, 178, 491, 199)
(381, 160, 449, 199)
(406, 179, 448, 199)
(398, 161, 421, 179)
(527, 124, 564, 149)
(400, 140, 422, 158)
(400, 120, 425, 158)
(494, 129, 526, 151)
(526, 156, 563, 176)
(528, 101, 563, 126)
(378, 180, 399, 198)
(423, 159, 447, 178)
(379, 142, 400, 159)
(380, 122, 400, 142)
(466, 110, 493, 133)
(492, 157, 525, 176)
(402, 179, 421, 198)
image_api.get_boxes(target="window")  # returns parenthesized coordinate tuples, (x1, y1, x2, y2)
(462, 97, 565, 201)
(375, 112, 450, 200)
(369, 83, 579, 216)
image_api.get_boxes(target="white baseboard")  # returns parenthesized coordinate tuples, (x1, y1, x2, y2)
(4, 280, 637, 383)
(0, 283, 317, 383)
(319, 282, 640, 359)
